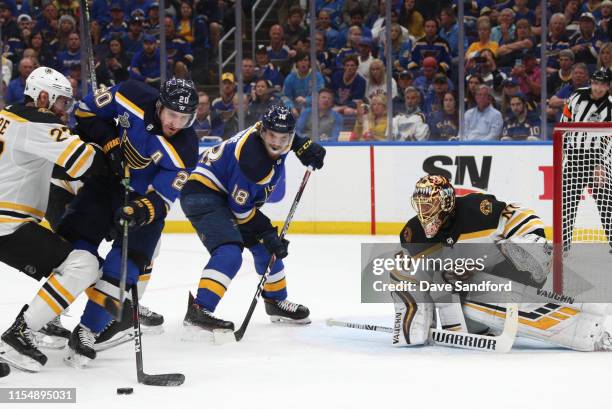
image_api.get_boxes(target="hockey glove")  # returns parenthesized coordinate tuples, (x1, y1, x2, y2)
(102, 137, 124, 179)
(292, 135, 326, 170)
(259, 227, 290, 260)
(115, 197, 154, 231)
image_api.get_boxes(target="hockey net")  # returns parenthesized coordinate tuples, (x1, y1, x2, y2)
(553, 123, 612, 297)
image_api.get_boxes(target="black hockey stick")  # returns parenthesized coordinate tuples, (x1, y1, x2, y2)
(79, 0, 98, 91)
(233, 168, 313, 342)
(131, 284, 185, 386)
(105, 167, 131, 321)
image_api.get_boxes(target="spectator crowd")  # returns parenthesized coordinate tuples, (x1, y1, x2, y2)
(0, 0, 610, 141)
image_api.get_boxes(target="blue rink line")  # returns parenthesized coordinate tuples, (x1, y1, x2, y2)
(199, 140, 553, 148)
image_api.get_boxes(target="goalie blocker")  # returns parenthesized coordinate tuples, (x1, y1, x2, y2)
(391, 175, 612, 352)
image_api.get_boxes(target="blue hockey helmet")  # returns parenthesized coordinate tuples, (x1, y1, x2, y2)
(261, 104, 296, 134)
(158, 77, 198, 127)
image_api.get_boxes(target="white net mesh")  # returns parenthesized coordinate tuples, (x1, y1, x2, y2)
(561, 129, 612, 249)
(556, 126, 612, 300)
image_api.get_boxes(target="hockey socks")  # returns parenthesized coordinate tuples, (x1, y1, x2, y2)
(250, 243, 287, 300)
(196, 244, 242, 311)
(25, 250, 100, 331)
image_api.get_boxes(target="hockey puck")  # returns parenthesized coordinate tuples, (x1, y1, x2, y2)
(116, 387, 133, 395)
(0, 363, 10, 378)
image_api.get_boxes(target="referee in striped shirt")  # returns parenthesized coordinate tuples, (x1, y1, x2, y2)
(560, 67, 612, 252)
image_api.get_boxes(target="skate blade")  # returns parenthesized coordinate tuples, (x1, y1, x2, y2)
(0, 342, 43, 373)
(181, 322, 234, 344)
(94, 331, 133, 352)
(34, 332, 68, 350)
(94, 325, 163, 352)
(141, 324, 164, 336)
(63, 348, 92, 369)
(269, 316, 312, 325)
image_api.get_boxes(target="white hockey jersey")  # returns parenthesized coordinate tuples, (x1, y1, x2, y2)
(0, 104, 95, 236)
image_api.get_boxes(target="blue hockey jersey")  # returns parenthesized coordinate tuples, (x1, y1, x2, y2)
(75, 80, 198, 210)
(187, 123, 287, 225)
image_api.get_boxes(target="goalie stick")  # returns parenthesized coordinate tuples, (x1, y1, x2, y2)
(326, 303, 519, 353)
(230, 168, 313, 343)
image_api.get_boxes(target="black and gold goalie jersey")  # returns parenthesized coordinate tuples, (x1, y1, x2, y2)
(400, 193, 546, 256)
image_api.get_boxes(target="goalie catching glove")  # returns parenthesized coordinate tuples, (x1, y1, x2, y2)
(115, 192, 167, 231)
(497, 233, 552, 285)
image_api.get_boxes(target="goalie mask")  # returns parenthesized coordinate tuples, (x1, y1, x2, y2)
(411, 175, 456, 238)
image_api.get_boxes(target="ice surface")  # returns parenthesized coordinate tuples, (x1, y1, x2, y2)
(0, 234, 611, 409)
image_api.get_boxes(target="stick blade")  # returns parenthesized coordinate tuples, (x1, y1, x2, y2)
(233, 328, 245, 342)
(141, 373, 185, 386)
(233, 297, 260, 342)
(494, 303, 519, 353)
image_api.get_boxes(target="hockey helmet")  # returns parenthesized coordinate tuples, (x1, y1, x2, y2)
(260, 103, 296, 157)
(411, 175, 456, 238)
(24, 66, 73, 110)
(158, 77, 198, 128)
(261, 104, 296, 134)
(591, 67, 611, 84)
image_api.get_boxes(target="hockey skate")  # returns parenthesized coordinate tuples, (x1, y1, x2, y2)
(94, 300, 164, 352)
(182, 292, 235, 343)
(35, 315, 71, 349)
(64, 325, 97, 368)
(0, 306, 47, 372)
(139, 304, 164, 328)
(94, 300, 133, 352)
(264, 298, 311, 325)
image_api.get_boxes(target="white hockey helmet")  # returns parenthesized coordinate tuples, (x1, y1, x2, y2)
(24, 67, 73, 109)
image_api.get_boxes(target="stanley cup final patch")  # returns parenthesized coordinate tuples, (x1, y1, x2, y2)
(118, 112, 131, 128)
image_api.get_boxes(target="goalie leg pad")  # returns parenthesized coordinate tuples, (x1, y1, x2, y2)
(464, 301, 607, 351)
(388, 251, 436, 347)
(391, 291, 434, 346)
(438, 298, 468, 332)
